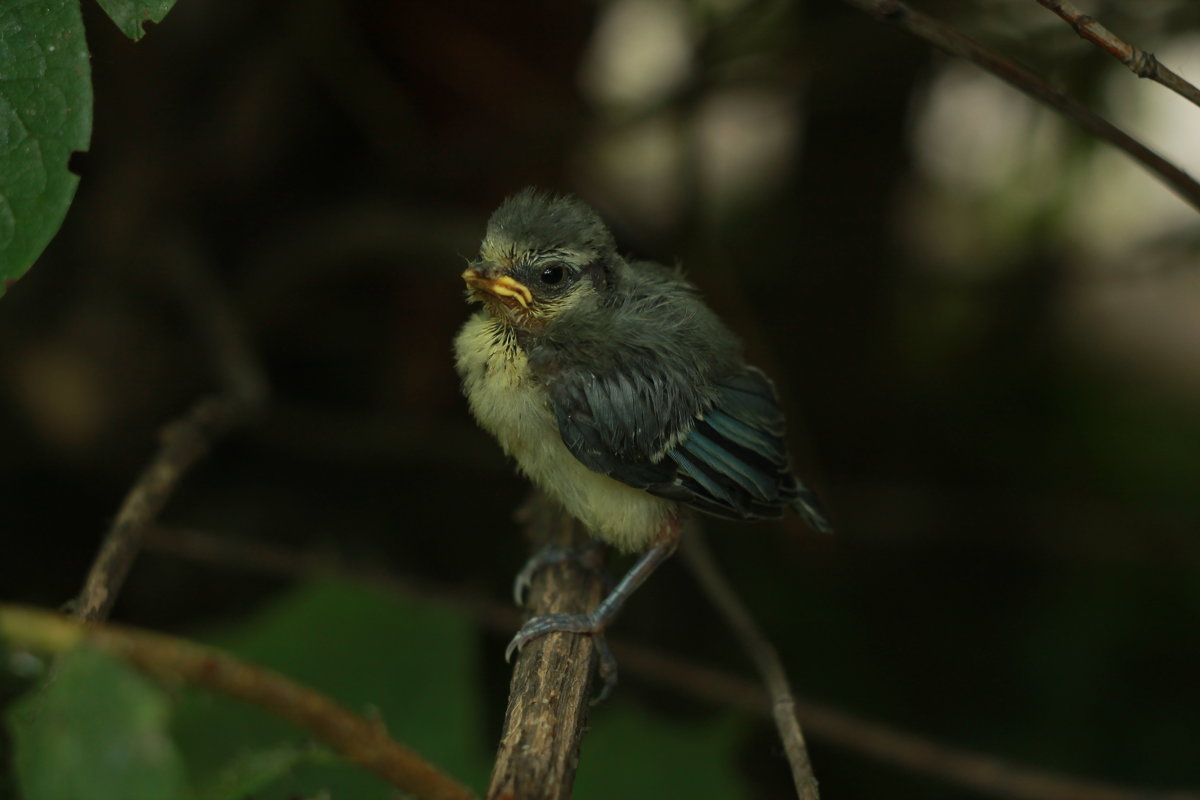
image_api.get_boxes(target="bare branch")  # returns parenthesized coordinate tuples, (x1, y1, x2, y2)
(73, 248, 267, 622)
(486, 494, 606, 800)
(145, 529, 1200, 800)
(836, 0, 1200, 215)
(0, 605, 476, 800)
(680, 528, 820, 800)
(1037, 0, 1200, 109)
(73, 397, 251, 621)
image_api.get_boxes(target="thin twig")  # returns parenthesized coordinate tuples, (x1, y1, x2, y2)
(73, 397, 252, 621)
(486, 494, 606, 800)
(0, 605, 476, 800)
(836, 0, 1200, 215)
(73, 248, 267, 621)
(680, 528, 820, 800)
(144, 529, 1200, 800)
(1037, 0, 1200, 109)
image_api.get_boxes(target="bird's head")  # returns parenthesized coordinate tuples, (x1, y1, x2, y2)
(462, 188, 620, 333)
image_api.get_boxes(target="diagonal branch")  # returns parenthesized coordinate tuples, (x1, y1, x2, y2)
(1036, 0, 1200, 109)
(836, 0, 1200, 215)
(680, 528, 820, 800)
(74, 396, 255, 621)
(0, 605, 476, 800)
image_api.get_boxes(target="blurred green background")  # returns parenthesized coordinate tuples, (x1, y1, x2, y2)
(2, 0, 1199, 797)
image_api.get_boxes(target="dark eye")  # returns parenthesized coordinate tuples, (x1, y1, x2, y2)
(540, 265, 565, 285)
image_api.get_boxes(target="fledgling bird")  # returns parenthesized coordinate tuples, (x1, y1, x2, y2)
(454, 188, 831, 668)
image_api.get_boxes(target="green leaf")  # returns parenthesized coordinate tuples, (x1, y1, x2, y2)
(6, 647, 188, 800)
(94, 0, 180, 41)
(0, 0, 92, 297)
(173, 579, 490, 799)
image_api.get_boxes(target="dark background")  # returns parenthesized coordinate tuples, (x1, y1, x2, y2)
(3, 0, 1200, 797)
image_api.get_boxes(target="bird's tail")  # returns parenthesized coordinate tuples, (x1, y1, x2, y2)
(788, 482, 834, 535)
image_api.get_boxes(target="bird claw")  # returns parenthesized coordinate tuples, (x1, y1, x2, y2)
(511, 571, 535, 608)
(591, 636, 618, 705)
(504, 611, 599, 661)
(512, 546, 571, 606)
(504, 611, 619, 703)
(511, 543, 607, 607)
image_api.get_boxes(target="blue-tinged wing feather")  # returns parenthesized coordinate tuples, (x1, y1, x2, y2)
(656, 368, 806, 520)
(698, 370, 833, 532)
(677, 430, 777, 503)
(668, 448, 739, 509)
(711, 371, 786, 436)
(704, 409, 787, 462)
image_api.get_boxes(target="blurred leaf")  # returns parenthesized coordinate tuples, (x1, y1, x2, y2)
(0, 0, 92, 297)
(173, 579, 490, 799)
(6, 647, 187, 800)
(576, 703, 748, 799)
(196, 742, 341, 800)
(94, 0, 180, 41)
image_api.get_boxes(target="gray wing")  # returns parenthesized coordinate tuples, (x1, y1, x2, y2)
(548, 361, 831, 530)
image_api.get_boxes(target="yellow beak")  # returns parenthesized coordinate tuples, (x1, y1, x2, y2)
(462, 268, 533, 309)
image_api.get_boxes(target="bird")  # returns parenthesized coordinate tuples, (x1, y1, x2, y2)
(453, 188, 831, 678)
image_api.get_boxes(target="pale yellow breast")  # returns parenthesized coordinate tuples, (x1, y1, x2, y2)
(453, 311, 672, 551)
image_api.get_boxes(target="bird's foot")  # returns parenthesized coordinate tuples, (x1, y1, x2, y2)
(504, 611, 600, 660)
(505, 526, 681, 703)
(512, 542, 607, 607)
(505, 611, 619, 703)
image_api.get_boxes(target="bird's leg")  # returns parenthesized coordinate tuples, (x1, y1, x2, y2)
(505, 519, 683, 686)
(512, 540, 608, 607)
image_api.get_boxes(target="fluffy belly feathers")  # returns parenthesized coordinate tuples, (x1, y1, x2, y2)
(454, 312, 671, 551)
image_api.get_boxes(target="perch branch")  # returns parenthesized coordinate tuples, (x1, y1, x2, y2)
(73, 249, 267, 621)
(145, 529, 1200, 800)
(485, 494, 607, 800)
(0, 605, 475, 800)
(1036, 0, 1200, 109)
(680, 528, 820, 800)
(836, 0, 1200, 214)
